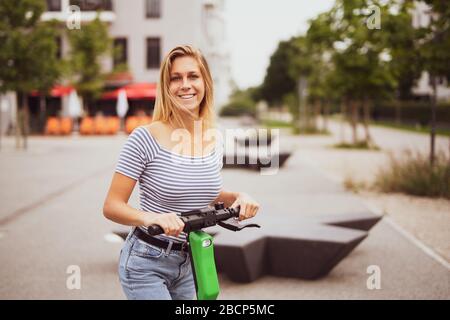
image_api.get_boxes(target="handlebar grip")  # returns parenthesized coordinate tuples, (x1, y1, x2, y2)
(147, 224, 164, 236)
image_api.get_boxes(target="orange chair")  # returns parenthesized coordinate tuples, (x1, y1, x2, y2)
(80, 117, 95, 135)
(125, 116, 140, 134)
(94, 116, 108, 135)
(106, 116, 120, 135)
(60, 117, 73, 135)
(45, 117, 60, 135)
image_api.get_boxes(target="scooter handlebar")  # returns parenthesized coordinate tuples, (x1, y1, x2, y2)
(146, 204, 240, 236)
(147, 224, 165, 236)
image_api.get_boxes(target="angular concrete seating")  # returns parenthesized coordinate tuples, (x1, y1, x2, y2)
(235, 135, 273, 147)
(313, 211, 381, 231)
(212, 211, 382, 282)
(113, 210, 382, 283)
(222, 152, 291, 171)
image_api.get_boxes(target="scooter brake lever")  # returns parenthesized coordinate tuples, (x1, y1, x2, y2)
(218, 218, 261, 232)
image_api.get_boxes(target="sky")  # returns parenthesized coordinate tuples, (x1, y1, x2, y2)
(224, 0, 335, 90)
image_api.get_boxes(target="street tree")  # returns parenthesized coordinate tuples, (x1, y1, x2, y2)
(0, 0, 62, 149)
(67, 16, 111, 115)
(418, 0, 450, 165)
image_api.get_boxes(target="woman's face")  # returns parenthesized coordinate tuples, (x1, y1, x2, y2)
(169, 56, 205, 114)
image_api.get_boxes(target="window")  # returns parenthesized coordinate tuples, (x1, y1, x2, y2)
(46, 0, 61, 11)
(69, 0, 113, 11)
(146, 38, 161, 69)
(113, 38, 128, 67)
(146, 0, 161, 18)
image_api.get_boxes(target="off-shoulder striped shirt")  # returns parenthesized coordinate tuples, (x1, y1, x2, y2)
(115, 126, 223, 243)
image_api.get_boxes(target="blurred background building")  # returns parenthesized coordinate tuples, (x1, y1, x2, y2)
(0, 0, 232, 135)
(41, 0, 232, 110)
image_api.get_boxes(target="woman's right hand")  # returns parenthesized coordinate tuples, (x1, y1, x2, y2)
(144, 212, 185, 237)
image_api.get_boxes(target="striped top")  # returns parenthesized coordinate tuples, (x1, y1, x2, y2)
(115, 126, 223, 243)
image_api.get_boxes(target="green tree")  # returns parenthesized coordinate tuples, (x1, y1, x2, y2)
(259, 38, 300, 106)
(0, 0, 62, 149)
(67, 16, 111, 115)
(325, 0, 396, 147)
(419, 0, 450, 165)
(305, 12, 338, 133)
(384, 1, 423, 100)
(219, 87, 257, 117)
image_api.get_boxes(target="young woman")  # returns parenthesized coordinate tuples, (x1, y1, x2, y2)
(103, 45, 260, 300)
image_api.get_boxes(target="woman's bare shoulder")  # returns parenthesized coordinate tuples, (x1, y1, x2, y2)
(143, 121, 170, 139)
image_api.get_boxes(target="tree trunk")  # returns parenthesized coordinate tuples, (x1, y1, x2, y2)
(350, 100, 358, 145)
(340, 99, 347, 144)
(430, 75, 437, 166)
(23, 98, 29, 150)
(15, 92, 30, 150)
(323, 100, 329, 132)
(40, 95, 46, 134)
(0, 101, 2, 150)
(304, 102, 311, 131)
(314, 99, 321, 132)
(15, 92, 22, 149)
(362, 98, 373, 147)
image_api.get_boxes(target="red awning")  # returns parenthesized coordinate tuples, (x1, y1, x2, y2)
(101, 82, 157, 100)
(30, 85, 74, 97)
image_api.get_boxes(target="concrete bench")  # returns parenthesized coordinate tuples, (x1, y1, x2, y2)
(222, 152, 292, 170)
(212, 211, 382, 282)
(113, 211, 381, 283)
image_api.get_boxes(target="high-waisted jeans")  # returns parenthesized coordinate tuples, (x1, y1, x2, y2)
(118, 230, 196, 300)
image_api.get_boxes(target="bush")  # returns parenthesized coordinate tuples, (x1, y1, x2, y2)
(334, 141, 380, 150)
(219, 99, 256, 117)
(374, 150, 450, 199)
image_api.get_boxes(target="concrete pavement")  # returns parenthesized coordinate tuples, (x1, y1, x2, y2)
(0, 125, 448, 299)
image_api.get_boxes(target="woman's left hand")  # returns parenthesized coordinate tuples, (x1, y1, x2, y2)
(231, 192, 260, 221)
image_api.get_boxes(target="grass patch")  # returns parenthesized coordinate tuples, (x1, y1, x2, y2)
(374, 150, 450, 199)
(292, 127, 330, 135)
(262, 119, 293, 128)
(343, 176, 369, 193)
(262, 119, 330, 135)
(371, 121, 450, 137)
(334, 140, 380, 150)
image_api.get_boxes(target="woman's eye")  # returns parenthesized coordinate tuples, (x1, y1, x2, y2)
(189, 75, 199, 79)
(170, 77, 181, 81)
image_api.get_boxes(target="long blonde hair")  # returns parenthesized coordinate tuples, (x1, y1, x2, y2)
(152, 45, 215, 132)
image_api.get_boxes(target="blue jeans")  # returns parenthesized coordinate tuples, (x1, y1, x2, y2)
(118, 231, 196, 300)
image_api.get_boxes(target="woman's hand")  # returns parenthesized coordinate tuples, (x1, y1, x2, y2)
(231, 192, 260, 221)
(143, 212, 185, 237)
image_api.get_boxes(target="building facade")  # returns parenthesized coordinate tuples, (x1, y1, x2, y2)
(41, 0, 232, 108)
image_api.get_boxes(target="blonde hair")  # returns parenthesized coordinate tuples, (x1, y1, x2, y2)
(153, 45, 215, 132)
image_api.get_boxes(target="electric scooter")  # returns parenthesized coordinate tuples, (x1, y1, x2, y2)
(147, 202, 260, 300)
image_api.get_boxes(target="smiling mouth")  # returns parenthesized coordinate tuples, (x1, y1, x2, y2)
(178, 94, 196, 100)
